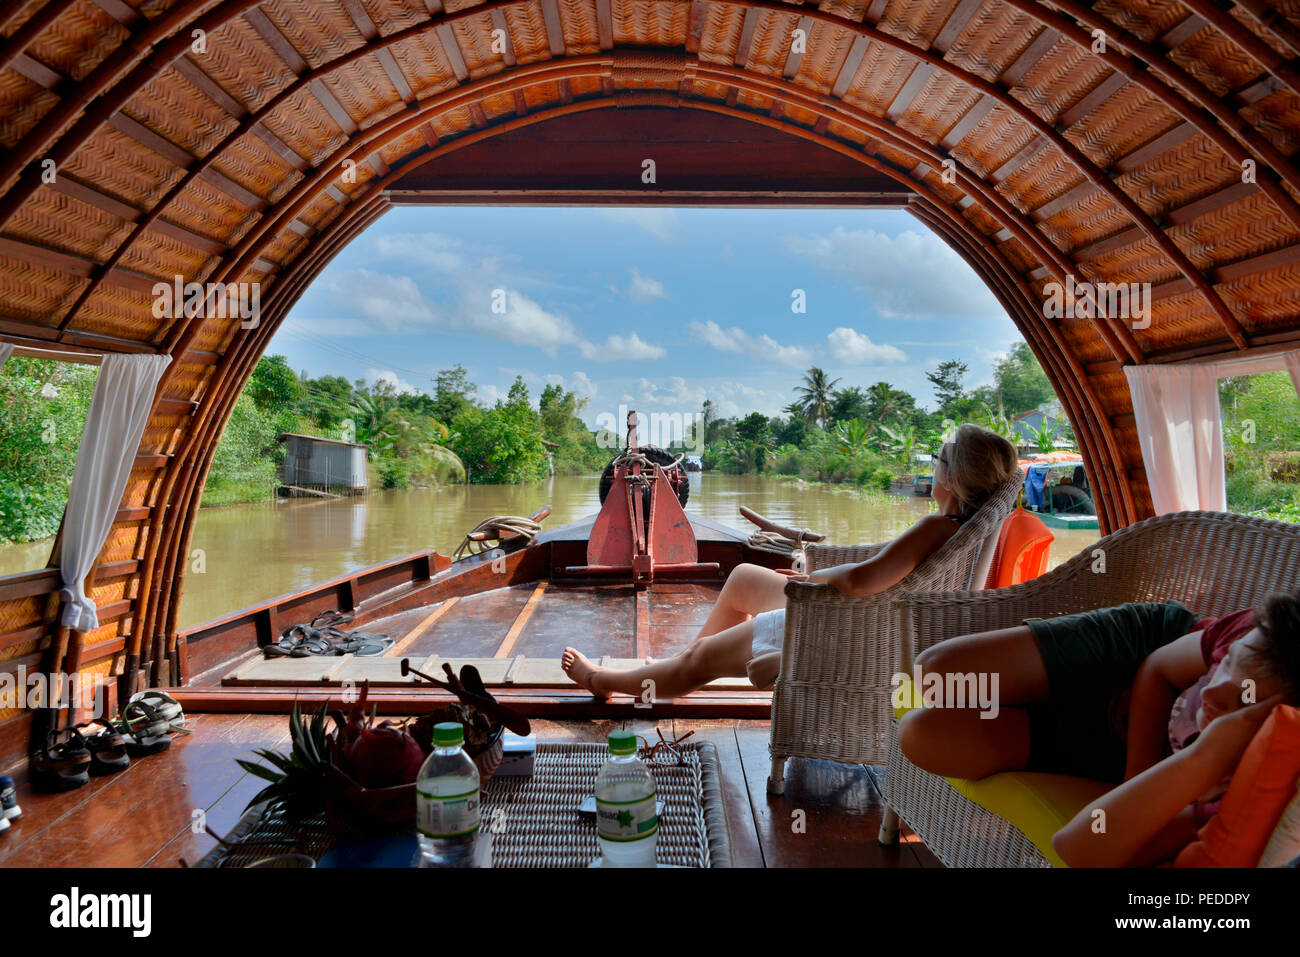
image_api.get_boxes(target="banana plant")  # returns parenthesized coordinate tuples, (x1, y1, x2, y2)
(1029, 415, 1063, 454)
(878, 421, 920, 464)
(833, 418, 872, 456)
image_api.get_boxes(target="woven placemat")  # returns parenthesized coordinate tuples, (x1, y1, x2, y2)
(197, 741, 731, 868)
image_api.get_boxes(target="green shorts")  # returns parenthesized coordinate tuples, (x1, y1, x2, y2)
(1023, 600, 1201, 782)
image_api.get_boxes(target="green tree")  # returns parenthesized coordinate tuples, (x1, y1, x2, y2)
(926, 360, 968, 416)
(793, 367, 841, 427)
(450, 376, 549, 483)
(735, 411, 771, 444)
(993, 343, 1055, 415)
(247, 354, 303, 413)
(433, 364, 477, 425)
(828, 386, 870, 425)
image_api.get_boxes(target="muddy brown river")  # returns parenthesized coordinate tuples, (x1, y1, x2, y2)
(0, 474, 1099, 630)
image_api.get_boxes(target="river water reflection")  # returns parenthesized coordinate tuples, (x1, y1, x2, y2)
(0, 473, 1099, 630)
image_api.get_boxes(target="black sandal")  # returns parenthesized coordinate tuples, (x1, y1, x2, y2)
(79, 718, 130, 775)
(30, 728, 92, 792)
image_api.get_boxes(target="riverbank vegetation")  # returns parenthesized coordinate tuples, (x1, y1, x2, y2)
(699, 344, 1062, 491)
(4, 344, 1297, 546)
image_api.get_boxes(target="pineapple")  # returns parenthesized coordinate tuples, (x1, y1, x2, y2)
(236, 700, 334, 818)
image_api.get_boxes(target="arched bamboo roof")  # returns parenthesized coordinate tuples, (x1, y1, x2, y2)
(3, 0, 1300, 750)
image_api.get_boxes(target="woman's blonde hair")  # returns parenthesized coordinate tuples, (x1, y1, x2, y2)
(941, 423, 1018, 517)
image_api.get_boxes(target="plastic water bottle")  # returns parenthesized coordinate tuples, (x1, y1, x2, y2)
(595, 730, 658, 867)
(416, 723, 480, 867)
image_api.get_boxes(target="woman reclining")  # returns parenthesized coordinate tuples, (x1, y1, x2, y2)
(561, 423, 1018, 699)
(897, 590, 1300, 867)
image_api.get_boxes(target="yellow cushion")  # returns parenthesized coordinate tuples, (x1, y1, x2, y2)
(892, 676, 1111, 867)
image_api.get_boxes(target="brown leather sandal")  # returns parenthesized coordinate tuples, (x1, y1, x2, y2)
(80, 718, 130, 775)
(30, 728, 92, 792)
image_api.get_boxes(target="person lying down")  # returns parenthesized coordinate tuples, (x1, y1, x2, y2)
(561, 424, 1018, 700)
(898, 590, 1300, 867)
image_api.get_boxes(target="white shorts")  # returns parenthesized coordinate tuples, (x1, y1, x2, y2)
(751, 609, 786, 657)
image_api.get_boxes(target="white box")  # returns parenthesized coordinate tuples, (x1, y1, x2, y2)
(497, 732, 536, 776)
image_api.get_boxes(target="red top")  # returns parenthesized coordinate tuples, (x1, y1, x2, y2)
(1167, 607, 1259, 825)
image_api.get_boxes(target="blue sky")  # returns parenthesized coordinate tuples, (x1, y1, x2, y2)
(273, 205, 1023, 426)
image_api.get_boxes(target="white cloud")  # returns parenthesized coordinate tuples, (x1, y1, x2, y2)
(370, 232, 465, 272)
(591, 376, 786, 421)
(313, 266, 663, 362)
(627, 268, 666, 302)
(578, 332, 667, 362)
(787, 226, 1006, 321)
(600, 208, 677, 241)
(366, 369, 419, 395)
(825, 327, 908, 364)
(689, 320, 811, 368)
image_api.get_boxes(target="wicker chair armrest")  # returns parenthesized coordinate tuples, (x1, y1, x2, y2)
(805, 542, 885, 571)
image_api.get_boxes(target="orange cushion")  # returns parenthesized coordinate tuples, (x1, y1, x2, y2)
(1174, 705, 1300, 867)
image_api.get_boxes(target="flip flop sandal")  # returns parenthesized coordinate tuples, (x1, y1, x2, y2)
(336, 634, 394, 657)
(311, 609, 354, 630)
(290, 633, 338, 657)
(117, 700, 173, 756)
(30, 728, 92, 792)
(129, 689, 185, 730)
(79, 719, 130, 775)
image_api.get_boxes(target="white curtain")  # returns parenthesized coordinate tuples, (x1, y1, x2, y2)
(1126, 349, 1300, 515)
(1286, 350, 1300, 399)
(1125, 365, 1226, 513)
(58, 354, 171, 632)
(0, 342, 12, 368)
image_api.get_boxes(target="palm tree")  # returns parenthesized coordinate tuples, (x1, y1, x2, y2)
(793, 367, 841, 428)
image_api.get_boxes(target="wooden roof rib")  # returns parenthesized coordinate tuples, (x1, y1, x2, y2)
(4, 0, 1300, 727)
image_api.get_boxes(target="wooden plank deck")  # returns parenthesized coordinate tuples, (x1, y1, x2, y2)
(0, 714, 940, 868)
(220, 579, 752, 690)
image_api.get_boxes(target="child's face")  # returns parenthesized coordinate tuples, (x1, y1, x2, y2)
(1196, 628, 1286, 730)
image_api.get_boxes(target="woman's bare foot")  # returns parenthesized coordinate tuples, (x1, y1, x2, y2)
(562, 647, 609, 698)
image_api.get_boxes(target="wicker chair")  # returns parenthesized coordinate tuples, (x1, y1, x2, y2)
(880, 510, 1300, 867)
(764, 470, 1024, 794)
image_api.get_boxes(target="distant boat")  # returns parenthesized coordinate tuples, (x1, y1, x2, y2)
(912, 475, 933, 497)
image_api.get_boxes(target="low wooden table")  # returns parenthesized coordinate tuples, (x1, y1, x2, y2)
(199, 742, 732, 867)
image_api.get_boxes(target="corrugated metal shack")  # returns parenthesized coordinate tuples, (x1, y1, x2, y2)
(279, 433, 369, 496)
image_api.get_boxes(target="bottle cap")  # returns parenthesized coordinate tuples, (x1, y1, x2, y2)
(608, 730, 637, 755)
(432, 722, 464, 748)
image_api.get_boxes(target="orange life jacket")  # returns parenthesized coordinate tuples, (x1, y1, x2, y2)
(985, 506, 1054, 588)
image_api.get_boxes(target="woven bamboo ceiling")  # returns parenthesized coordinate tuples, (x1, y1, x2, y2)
(4, 0, 1300, 651)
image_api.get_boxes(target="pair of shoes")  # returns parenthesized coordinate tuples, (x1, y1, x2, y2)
(263, 623, 393, 658)
(76, 719, 131, 774)
(30, 728, 92, 792)
(114, 689, 186, 755)
(0, 775, 16, 821)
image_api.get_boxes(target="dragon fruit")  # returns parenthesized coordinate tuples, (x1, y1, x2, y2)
(331, 682, 426, 790)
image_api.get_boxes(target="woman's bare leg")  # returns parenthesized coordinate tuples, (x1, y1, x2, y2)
(694, 564, 790, 640)
(563, 618, 755, 699)
(898, 625, 1049, 779)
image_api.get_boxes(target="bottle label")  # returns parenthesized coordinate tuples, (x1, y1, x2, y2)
(596, 793, 658, 842)
(417, 787, 481, 839)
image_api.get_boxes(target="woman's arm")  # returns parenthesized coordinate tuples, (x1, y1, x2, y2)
(1123, 630, 1207, 780)
(1054, 695, 1283, 867)
(817, 516, 956, 598)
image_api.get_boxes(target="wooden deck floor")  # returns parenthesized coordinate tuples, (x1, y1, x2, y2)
(0, 713, 939, 868)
